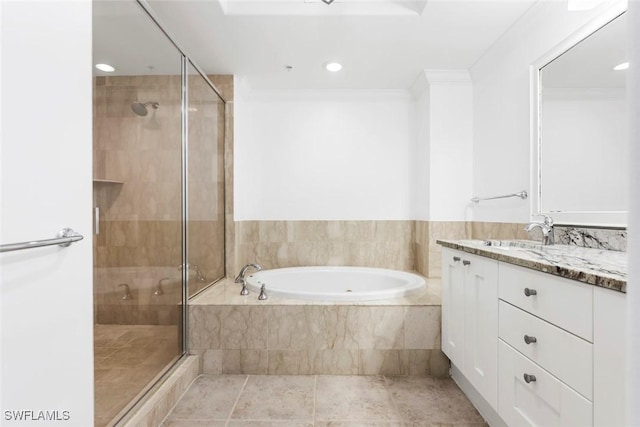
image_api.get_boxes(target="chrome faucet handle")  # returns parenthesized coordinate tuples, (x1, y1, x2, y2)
(258, 283, 268, 300)
(240, 278, 250, 296)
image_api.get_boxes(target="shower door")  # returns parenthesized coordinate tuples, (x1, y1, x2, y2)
(93, 1, 185, 425)
(187, 62, 226, 297)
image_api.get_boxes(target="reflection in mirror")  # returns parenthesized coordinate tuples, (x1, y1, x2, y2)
(538, 12, 627, 225)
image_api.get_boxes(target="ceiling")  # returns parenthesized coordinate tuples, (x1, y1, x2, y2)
(94, 0, 539, 91)
(541, 11, 627, 88)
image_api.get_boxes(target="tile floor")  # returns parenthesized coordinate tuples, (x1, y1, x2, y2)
(94, 324, 181, 426)
(161, 375, 487, 426)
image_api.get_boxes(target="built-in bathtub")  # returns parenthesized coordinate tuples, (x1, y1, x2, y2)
(245, 266, 425, 302)
(189, 267, 446, 377)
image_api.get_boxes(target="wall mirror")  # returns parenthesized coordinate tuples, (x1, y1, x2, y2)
(533, 11, 628, 226)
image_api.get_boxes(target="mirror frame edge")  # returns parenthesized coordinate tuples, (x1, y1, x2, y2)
(529, 4, 628, 227)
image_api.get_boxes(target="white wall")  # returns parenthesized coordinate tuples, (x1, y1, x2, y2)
(0, 2, 94, 426)
(470, 0, 626, 223)
(425, 71, 474, 221)
(235, 88, 416, 220)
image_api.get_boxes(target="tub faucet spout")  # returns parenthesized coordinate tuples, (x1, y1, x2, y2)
(235, 263, 263, 283)
(524, 215, 555, 245)
(235, 263, 262, 296)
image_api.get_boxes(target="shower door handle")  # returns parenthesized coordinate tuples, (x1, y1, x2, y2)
(94, 206, 100, 235)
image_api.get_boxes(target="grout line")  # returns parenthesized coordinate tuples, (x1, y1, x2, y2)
(312, 374, 317, 426)
(382, 375, 405, 425)
(226, 375, 250, 427)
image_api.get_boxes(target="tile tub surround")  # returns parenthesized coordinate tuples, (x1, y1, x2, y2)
(161, 374, 487, 426)
(233, 220, 416, 276)
(231, 220, 531, 280)
(437, 239, 627, 292)
(188, 278, 447, 376)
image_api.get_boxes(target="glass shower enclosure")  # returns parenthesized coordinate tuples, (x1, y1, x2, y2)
(92, 2, 226, 425)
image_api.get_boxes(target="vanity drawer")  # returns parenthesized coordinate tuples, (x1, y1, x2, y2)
(498, 340, 593, 427)
(499, 301, 592, 400)
(498, 263, 593, 342)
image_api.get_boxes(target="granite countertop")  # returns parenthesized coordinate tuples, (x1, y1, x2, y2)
(436, 239, 627, 293)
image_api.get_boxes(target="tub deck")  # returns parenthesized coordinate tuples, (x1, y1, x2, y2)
(188, 276, 446, 377)
(192, 276, 441, 306)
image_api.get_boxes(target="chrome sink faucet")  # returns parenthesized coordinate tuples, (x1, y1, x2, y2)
(524, 215, 555, 246)
(235, 263, 262, 296)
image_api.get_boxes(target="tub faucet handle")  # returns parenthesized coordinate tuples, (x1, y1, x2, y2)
(240, 278, 250, 296)
(258, 283, 268, 301)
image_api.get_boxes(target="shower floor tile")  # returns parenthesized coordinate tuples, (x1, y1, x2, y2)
(94, 324, 180, 427)
(161, 374, 487, 427)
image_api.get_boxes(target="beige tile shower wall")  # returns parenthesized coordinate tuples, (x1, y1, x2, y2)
(233, 220, 415, 275)
(94, 75, 183, 270)
(94, 74, 232, 324)
(94, 75, 184, 325)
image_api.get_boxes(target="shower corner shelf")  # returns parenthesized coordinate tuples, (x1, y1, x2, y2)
(93, 178, 124, 185)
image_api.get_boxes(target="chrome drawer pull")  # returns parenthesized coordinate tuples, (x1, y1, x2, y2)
(523, 373, 537, 383)
(453, 256, 461, 262)
(524, 287, 537, 297)
(524, 335, 537, 344)
(463, 260, 471, 266)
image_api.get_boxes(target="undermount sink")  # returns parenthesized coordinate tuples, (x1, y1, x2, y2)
(461, 239, 544, 251)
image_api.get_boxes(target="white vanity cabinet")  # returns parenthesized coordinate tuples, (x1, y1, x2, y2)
(497, 265, 594, 426)
(441, 248, 499, 410)
(440, 246, 627, 427)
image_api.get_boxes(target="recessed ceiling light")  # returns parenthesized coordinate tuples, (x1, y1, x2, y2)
(95, 63, 115, 72)
(325, 62, 342, 72)
(613, 62, 629, 71)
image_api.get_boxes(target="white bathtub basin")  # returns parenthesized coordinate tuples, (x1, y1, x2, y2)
(245, 266, 425, 302)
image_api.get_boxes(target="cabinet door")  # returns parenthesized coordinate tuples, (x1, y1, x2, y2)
(498, 340, 592, 427)
(593, 287, 626, 427)
(441, 248, 465, 367)
(463, 252, 499, 410)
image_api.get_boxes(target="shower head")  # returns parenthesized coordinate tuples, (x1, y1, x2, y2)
(131, 101, 159, 117)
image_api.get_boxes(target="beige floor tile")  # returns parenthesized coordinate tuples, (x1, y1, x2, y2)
(385, 376, 486, 425)
(162, 374, 488, 427)
(94, 324, 180, 426)
(230, 375, 315, 422)
(169, 375, 248, 421)
(227, 422, 313, 426)
(315, 423, 403, 427)
(161, 419, 227, 426)
(315, 376, 401, 422)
